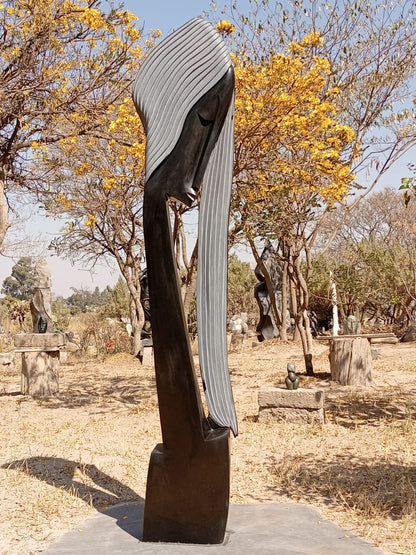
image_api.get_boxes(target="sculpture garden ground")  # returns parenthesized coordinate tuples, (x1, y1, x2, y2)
(1, 337, 415, 554)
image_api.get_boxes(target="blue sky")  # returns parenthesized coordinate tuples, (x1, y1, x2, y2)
(122, 1, 245, 36)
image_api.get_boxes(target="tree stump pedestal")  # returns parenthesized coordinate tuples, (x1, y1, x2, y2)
(329, 337, 373, 386)
(316, 333, 396, 387)
(15, 333, 66, 397)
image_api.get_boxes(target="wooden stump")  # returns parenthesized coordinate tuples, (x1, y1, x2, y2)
(329, 337, 372, 386)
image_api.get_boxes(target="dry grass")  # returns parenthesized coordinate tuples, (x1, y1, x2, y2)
(1, 340, 416, 554)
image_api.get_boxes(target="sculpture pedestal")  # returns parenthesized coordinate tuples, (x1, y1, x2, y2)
(329, 337, 372, 386)
(141, 345, 153, 367)
(15, 333, 66, 397)
(20, 350, 59, 396)
(258, 388, 325, 424)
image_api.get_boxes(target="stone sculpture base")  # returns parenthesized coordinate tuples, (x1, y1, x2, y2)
(143, 428, 230, 544)
(141, 346, 153, 367)
(258, 388, 325, 424)
(42, 501, 384, 554)
(21, 350, 59, 396)
(15, 333, 66, 397)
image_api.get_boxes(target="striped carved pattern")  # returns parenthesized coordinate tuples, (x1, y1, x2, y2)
(198, 97, 238, 435)
(133, 17, 231, 181)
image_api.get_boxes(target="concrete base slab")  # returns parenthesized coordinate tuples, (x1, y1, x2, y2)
(43, 502, 384, 554)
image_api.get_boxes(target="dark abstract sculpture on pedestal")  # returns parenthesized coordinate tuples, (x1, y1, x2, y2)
(30, 258, 54, 334)
(139, 269, 152, 343)
(133, 18, 237, 544)
(254, 243, 284, 341)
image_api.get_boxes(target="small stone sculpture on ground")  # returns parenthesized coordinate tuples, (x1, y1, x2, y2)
(285, 363, 300, 390)
(229, 313, 248, 348)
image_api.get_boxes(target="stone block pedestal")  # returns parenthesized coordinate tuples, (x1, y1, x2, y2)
(258, 388, 325, 424)
(21, 350, 59, 396)
(142, 345, 154, 367)
(15, 333, 66, 397)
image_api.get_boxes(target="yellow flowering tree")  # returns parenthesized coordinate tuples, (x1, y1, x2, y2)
(35, 95, 148, 357)
(0, 0, 143, 250)
(214, 1, 416, 370)
(228, 32, 355, 373)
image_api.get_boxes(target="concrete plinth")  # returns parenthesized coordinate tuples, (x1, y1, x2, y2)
(14, 333, 66, 350)
(43, 501, 384, 554)
(21, 350, 59, 396)
(258, 387, 325, 424)
(15, 333, 65, 397)
(141, 345, 153, 367)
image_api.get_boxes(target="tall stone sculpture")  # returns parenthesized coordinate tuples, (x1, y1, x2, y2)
(30, 258, 54, 333)
(254, 243, 284, 341)
(15, 258, 66, 396)
(133, 18, 237, 544)
(139, 269, 151, 342)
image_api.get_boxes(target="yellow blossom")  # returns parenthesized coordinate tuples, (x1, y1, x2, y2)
(217, 20, 235, 35)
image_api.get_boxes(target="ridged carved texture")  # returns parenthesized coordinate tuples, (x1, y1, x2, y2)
(133, 17, 237, 436)
(133, 18, 231, 181)
(198, 99, 238, 435)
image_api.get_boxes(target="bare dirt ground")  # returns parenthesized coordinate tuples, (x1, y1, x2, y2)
(1, 338, 416, 554)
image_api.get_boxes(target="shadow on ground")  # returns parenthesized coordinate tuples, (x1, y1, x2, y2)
(1, 374, 158, 412)
(263, 453, 416, 521)
(324, 387, 416, 427)
(2, 456, 143, 508)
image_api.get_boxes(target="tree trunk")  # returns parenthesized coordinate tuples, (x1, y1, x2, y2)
(291, 253, 314, 376)
(290, 280, 301, 341)
(0, 169, 9, 251)
(182, 241, 198, 321)
(279, 261, 288, 341)
(329, 337, 372, 386)
(130, 298, 144, 359)
(21, 350, 59, 397)
(121, 265, 145, 360)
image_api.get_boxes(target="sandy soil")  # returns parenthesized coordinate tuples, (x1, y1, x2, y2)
(1, 338, 416, 554)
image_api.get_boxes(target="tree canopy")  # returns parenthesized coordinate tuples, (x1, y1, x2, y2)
(0, 0, 143, 248)
(2, 1, 416, 367)
(1, 256, 35, 300)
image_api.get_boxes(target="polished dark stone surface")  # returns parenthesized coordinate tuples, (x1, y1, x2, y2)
(135, 18, 236, 542)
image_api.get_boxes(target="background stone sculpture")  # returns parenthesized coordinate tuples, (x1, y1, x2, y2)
(139, 269, 151, 343)
(15, 258, 65, 397)
(29, 258, 54, 333)
(133, 17, 236, 544)
(254, 243, 284, 341)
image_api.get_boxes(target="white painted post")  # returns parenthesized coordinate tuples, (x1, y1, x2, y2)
(330, 271, 339, 336)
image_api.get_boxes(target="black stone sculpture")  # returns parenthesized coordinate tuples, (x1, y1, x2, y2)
(139, 269, 152, 342)
(133, 18, 237, 544)
(254, 243, 284, 341)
